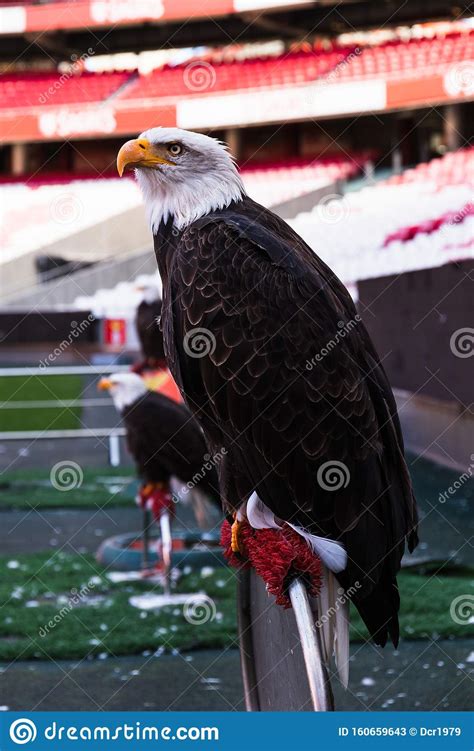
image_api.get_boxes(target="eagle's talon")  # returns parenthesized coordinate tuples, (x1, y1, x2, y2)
(231, 518, 241, 553)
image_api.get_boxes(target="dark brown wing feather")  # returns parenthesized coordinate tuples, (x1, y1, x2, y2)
(123, 390, 220, 503)
(157, 196, 418, 646)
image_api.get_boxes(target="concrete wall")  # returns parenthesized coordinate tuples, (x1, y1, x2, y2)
(396, 388, 473, 472)
(358, 260, 473, 407)
(1, 204, 149, 304)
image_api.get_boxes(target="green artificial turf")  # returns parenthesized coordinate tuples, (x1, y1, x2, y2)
(0, 375, 83, 431)
(0, 552, 237, 661)
(0, 551, 472, 661)
(0, 467, 136, 510)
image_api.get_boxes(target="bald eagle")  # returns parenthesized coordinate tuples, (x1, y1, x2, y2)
(117, 129, 418, 654)
(99, 372, 220, 508)
(133, 282, 166, 374)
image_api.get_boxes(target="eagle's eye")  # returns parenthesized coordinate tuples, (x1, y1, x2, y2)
(168, 143, 182, 157)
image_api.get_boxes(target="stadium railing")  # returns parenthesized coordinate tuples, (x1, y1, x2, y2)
(0, 364, 130, 466)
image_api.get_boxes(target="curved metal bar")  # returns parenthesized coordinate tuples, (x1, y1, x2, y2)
(289, 578, 335, 712)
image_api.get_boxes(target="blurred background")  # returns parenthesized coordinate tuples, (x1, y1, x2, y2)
(0, 0, 473, 714)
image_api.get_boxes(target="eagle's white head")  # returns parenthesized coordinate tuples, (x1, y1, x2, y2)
(98, 372, 148, 412)
(135, 280, 161, 305)
(117, 127, 244, 232)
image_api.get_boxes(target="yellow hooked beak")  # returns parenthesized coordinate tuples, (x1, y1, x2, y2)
(97, 377, 113, 391)
(116, 138, 174, 176)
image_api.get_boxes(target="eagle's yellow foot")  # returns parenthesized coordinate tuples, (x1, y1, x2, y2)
(231, 517, 241, 554)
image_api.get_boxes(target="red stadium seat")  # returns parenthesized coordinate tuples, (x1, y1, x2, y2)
(0, 71, 131, 109)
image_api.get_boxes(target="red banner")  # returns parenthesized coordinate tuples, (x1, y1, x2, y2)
(0, 0, 269, 33)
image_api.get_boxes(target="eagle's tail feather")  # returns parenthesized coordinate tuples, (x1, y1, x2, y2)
(355, 576, 400, 648)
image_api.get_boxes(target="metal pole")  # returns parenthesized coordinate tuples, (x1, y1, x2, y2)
(108, 434, 121, 467)
(160, 509, 172, 596)
(142, 508, 151, 570)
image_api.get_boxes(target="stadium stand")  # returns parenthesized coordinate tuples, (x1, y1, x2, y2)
(386, 146, 474, 186)
(338, 31, 474, 80)
(0, 70, 131, 108)
(290, 148, 474, 285)
(0, 155, 367, 263)
(118, 47, 355, 100)
(1, 29, 472, 112)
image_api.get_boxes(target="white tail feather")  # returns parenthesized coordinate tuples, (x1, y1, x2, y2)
(247, 491, 280, 529)
(287, 523, 347, 573)
(244, 494, 347, 574)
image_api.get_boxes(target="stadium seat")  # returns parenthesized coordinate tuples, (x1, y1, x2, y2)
(0, 71, 131, 109)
